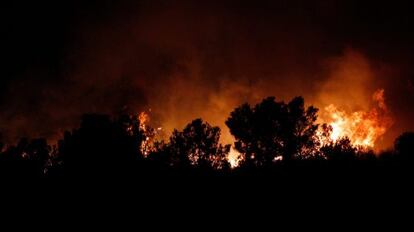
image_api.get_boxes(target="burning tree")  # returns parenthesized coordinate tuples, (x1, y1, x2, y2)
(0, 89, 399, 177)
(123, 111, 160, 157)
(226, 96, 320, 167)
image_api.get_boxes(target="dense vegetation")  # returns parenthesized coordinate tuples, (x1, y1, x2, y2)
(0, 96, 413, 181)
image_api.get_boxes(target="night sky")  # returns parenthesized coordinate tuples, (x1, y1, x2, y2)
(1, 0, 414, 149)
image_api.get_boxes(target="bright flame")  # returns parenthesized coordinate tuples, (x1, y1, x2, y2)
(138, 111, 149, 132)
(320, 89, 393, 148)
(129, 89, 393, 168)
(227, 147, 242, 168)
(137, 111, 163, 157)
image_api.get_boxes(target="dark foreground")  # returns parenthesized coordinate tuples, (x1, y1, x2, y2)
(1, 161, 412, 229)
(3, 160, 413, 195)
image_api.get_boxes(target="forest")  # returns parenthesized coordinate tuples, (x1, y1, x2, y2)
(1, 96, 413, 184)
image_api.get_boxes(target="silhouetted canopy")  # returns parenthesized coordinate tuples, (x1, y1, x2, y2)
(226, 96, 319, 167)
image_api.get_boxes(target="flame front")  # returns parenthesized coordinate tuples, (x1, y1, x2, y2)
(130, 89, 393, 168)
(320, 89, 393, 148)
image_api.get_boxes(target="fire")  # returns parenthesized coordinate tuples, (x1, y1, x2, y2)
(227, 147, 242, 168)
(138, 111, 151, 156)
(135, 111, 162, 157)
(138, 112, 149, 132)
(129, 89, 393, 168)
(320, 89, 393, 148)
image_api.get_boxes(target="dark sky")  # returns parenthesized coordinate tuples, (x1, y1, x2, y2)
(1, 0, 414, 148)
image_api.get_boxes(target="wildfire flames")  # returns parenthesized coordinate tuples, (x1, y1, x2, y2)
(138, 112, 151, 157)
(319, 89, 393, 148)
(227, 147, 242, 168)
(133, 89, 393, 168)
(126, 111, 162, 157)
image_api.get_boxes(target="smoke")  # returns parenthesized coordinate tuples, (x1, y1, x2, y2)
(314, 49, 396, 150)
(316, 49, 376, 110)
(0, 1, 410, 150)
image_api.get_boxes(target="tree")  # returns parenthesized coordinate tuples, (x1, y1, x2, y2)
(394, 132, 414, 161)
(167, 119, 230, 170)
(57, 114, 144, 176)
(25, 138, 50, 174)
(321, 137, 357, 161)
(226, 96, 319, 167)
(0, 137, 50, 178)
(146, 140, 172, 170)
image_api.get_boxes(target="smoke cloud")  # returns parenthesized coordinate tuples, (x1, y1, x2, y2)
(1, 1, 413, 150)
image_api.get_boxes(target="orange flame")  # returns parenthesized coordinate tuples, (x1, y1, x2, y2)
(138, 112, 149, 132)
(137, 111, 162, 157)
(227, 147, 242, 168)
(130, 89, 393, 168)
(320, 89, 393, 148)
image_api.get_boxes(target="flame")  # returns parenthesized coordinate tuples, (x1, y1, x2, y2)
(320, 89, 393, 148)
(227, 147, 242, 168)
(138, 112, 149, 132)
(138, 111, 151, 156)
(128, 89, 393, 168)
(135, 111, 163, 157)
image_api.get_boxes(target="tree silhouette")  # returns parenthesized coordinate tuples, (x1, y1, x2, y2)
(226, 96, 319, 167)
(146, 140, 172, 170)
(0, 137, 50, 178)
(394, 132, 414, 161)
(0, 138, 27, 177)
(1, 97, 413, 180)
(57, 114, 144, 177)
(321, 137, 357, 161)
(166, 119, 230, 170)
(25, 138, 50, 174)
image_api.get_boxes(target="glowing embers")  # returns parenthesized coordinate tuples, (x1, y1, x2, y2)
(126, 111, 162, 157)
